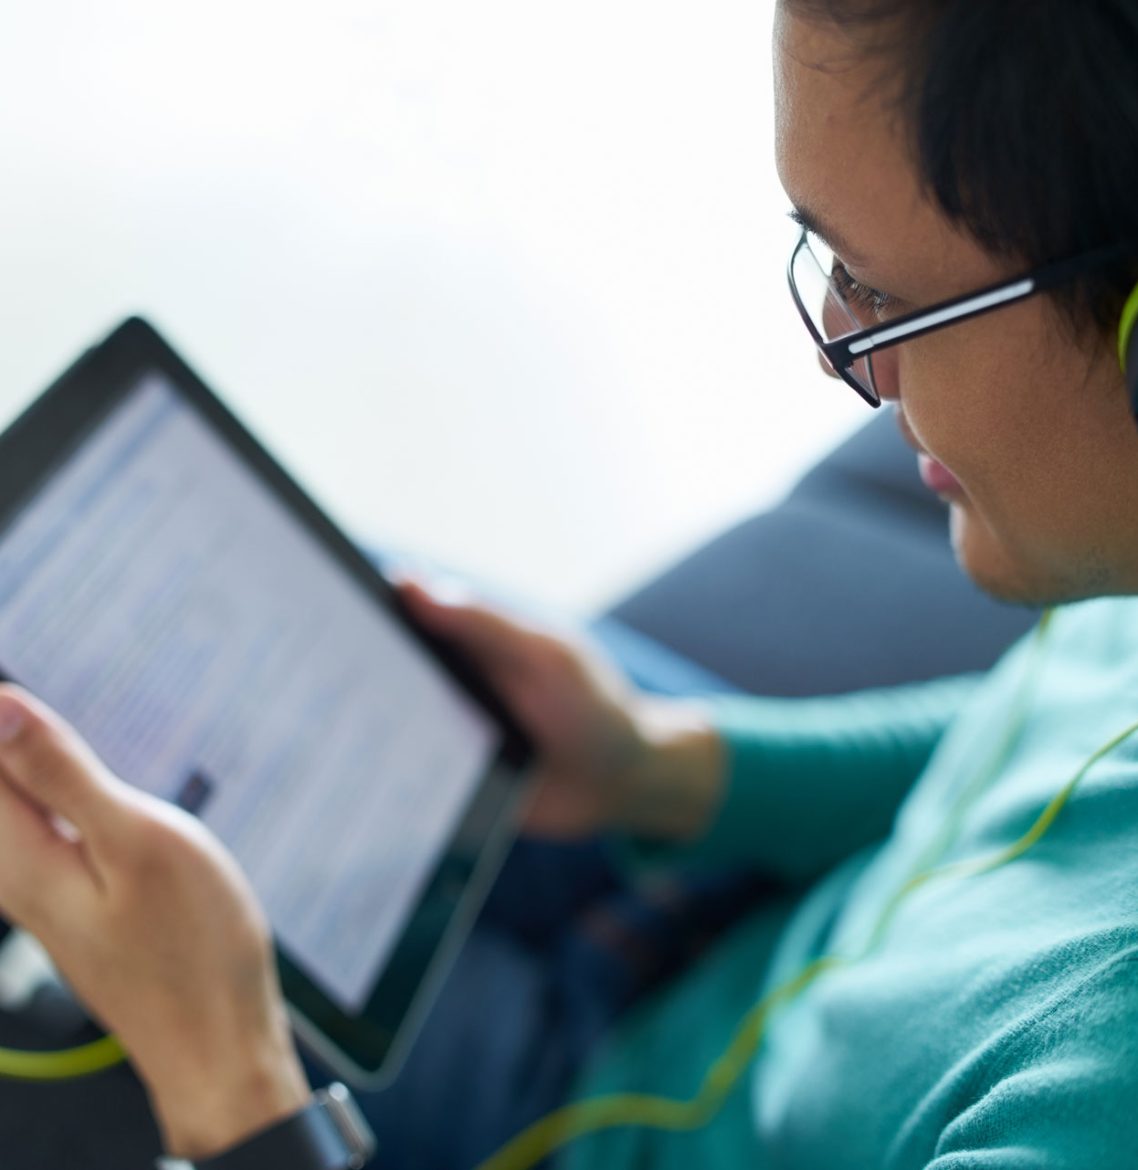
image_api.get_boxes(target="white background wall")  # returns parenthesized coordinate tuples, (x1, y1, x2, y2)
(0, 1, 866, 613)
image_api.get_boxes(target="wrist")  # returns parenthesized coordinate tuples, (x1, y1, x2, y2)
(156, 1083, 376, 1170)
(151, 1034, 312, 1161)
(612, 697, 725, 843)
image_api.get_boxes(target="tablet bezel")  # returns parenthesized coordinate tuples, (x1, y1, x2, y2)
(0, 316, 534, 1085)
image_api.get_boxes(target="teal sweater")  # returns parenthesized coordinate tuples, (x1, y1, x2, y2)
(565, 597, 1138, 1169)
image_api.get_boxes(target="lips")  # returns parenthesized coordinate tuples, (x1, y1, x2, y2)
(895, 409, 965, 499)
(918, 453, 964, 496)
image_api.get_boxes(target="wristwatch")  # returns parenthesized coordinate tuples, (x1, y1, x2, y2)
(156, 1083, 377, 1170)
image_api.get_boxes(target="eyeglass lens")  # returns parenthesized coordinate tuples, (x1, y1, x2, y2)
(791, 233, 878, 400)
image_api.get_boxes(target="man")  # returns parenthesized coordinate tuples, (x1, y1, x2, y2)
(1, 1, 1137, 1167)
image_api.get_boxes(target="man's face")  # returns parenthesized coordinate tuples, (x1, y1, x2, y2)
(774, 6, 1138, 606)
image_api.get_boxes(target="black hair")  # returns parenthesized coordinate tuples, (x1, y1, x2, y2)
(787, 0, 1138, 336)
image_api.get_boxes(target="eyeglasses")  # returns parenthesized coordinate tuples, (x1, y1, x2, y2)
(787, 226, 1127, 407)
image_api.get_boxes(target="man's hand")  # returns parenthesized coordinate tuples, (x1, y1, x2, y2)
(0, 685, 310, 1160)
(396, 578, 726, 844)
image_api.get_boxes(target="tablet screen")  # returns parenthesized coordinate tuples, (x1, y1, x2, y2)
(0, 372, 500, 1014)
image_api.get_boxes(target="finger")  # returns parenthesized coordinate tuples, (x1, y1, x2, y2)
(0, 763, 93, 929)
(0, 686, 131, 859)
(394, 579, 539, 672)
(392, 574, 479, 621)
(519, 790, 596, 841)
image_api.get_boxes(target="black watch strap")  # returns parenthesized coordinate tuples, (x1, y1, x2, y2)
(157, 1084, 377, 1170)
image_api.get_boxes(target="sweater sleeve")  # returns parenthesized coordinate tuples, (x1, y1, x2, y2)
(632, 673, 980, 883)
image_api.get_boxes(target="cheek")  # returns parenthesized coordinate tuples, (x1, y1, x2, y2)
(870, 347, 901, 400)
(898, 319, 1136, 567)
(889, 318, 1028, 471)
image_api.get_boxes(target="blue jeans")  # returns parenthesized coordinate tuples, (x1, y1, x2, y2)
(303, 613, 742, 1170)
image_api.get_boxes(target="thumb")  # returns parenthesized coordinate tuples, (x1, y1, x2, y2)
(0, 762, 93, 929)
(0, 687, 131, 862)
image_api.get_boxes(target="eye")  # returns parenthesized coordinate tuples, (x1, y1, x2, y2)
(831, 261, 896, 318)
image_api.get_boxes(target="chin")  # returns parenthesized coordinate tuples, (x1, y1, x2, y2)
(948, 503, 1113, 610)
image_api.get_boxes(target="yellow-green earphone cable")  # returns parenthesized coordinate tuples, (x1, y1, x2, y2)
(0, 616, 1054, 1094)
(476, 613, 1138, 1170)
(1118, 281, 1138, 371)
(0, 1034, 125, 1080)
(902, 608, 1053, 878)
(0, 605, 1109, 1159)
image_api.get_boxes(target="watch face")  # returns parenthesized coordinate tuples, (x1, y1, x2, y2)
(319, 1084, 378, 1166)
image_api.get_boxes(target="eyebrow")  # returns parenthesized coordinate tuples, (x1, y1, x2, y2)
(788, 206, 868, 267)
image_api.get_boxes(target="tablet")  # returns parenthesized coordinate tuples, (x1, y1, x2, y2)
(0, 317, 533, 1085)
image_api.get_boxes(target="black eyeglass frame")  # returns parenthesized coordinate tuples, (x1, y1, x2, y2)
(787, 228, 1128, 408)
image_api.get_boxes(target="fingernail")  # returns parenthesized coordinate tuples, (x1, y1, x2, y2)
(0, 697, 25, 743)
